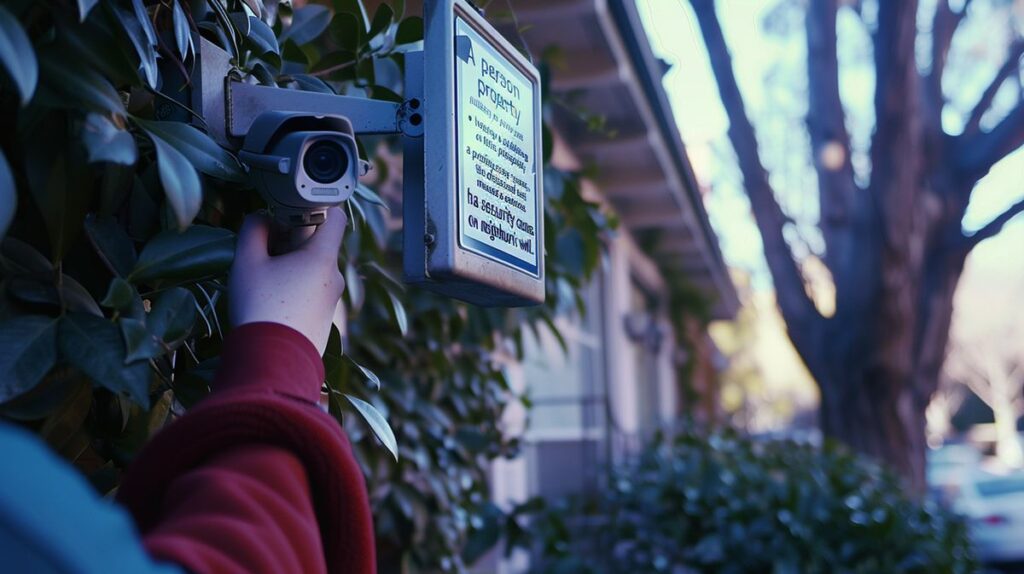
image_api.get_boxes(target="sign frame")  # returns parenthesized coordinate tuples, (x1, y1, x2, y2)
(405, 0, 545, 307)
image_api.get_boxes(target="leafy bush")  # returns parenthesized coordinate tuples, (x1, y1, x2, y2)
(0, 0, 613, 570)
(513, 429, 976, 574)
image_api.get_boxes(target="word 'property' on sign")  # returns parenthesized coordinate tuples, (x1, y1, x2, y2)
(455, 16, 540, 277)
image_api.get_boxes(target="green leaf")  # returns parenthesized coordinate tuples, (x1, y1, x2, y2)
(113, 1, 159, 88)
(345, 261, 364, 310)
(135, 119, 245, 183)
(0, 316, 59, 402)
(346, 394, 397, 460)
(332, 0, 370, 32)
(0, 150, 14, 240)
(350, 357, 381, 390)
(367, 3, 394, 41)
(119, 316, 160, 362)
(81, 113, 137, 165)
(101, 277, 134, 310)
(395, 16, 423, 45)
(387, 290, 408, 337)
(147, 130, 202, 229)
(77, 0, 99, 21)
(84, 214, 137, 278)
(60, 313, 150, 407)
(171, 0, 192, 60)
(279, 5, 331, 46)
(0, 5, 37, 106)
(233, 14, 280, 63)
(38, 53, 125, 116)
(147, 287, 196, 344)
(355, 183, 388, 209)
(289, 73, 335, 94)
(25, 136, 91, 262)
(129, 225, 234, 284)
(330, 13, 363, 53)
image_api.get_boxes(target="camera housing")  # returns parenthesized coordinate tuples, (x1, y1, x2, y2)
(239, 112, 367, 227)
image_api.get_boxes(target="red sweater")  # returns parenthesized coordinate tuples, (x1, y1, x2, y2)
(117, 323, 376, 574)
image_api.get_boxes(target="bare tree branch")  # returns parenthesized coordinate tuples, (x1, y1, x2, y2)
(805, 0, 858, 273)
(929, 0, 972, 94)
(689, 0, 824, 356)
(955, 100, 1024, 181)
(963, 196, 1024, 249)
(963, 39, 1024, 136)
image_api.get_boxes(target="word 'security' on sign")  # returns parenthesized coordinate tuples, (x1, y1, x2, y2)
(404, 0, 545, 307)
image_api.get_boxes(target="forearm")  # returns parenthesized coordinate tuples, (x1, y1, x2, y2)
(118, 323, 375, 574)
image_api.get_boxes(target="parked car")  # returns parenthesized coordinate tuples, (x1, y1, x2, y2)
(927, 443, 981, 507)
(955, 470, 1024, 563)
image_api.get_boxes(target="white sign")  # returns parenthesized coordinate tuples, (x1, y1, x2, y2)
(454, 16, 540, 277)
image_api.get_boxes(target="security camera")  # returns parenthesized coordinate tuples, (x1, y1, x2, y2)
(239, 111, 369, 228)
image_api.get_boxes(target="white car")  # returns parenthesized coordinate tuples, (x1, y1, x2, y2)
(927, 444, 981, 507)
(955, 470, 1024, 563)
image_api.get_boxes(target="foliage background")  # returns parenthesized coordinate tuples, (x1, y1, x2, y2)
(0, 0, 614, 571)
(514, 428, 977, 574)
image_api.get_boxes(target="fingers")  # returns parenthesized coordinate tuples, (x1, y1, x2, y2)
(235, 212, 272, 265)
(304, 207, 348, 257)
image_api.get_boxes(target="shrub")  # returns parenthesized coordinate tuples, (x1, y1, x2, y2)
(513, 429, 976, 574)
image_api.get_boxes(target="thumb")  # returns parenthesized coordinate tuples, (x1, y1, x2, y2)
(304, 207, 348, 257)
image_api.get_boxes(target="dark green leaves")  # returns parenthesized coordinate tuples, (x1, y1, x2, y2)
(395, 16, 423, 45)
(38, 53, 125, 116)
(368, 4, 394, 42)
(0, 316, 59, 402)
(146, 130, 202, 229)
(59, 313, 150, 407)
(279, 5, 331, 47)
(0, 151, 13, 239)
(232, 14, 279, 65)
(129, 225, 234, 284)
(0, 5, 37, 106)
(135, 119, 246, 183)
(82, 114, 137, 165)
(84, 214, 137, 278)
(171, 0, 192, 60)
(147, 287, 196, 345)
(114, 0, 159, 88)
(346, 394, 397, 460)
(330, 12, 363, 53)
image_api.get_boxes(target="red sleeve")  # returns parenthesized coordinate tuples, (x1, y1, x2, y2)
(117, 323, 376, 574)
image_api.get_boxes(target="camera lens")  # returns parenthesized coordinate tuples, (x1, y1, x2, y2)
(303, 140, 349, 184)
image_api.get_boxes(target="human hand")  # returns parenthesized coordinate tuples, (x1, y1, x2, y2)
(229, 207, 347, 355)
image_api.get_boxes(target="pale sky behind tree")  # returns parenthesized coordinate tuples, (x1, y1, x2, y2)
(636, 0, 1024, 427)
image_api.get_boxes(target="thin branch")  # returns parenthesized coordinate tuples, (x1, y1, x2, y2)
(963, 196, 1024, 249)
(689, 0, 823, 349)
(955, 100, 1024, 181)
(963, 39, 1024, 136)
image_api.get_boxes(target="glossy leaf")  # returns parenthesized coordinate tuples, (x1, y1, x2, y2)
(395, 16, 423, 45)
(346, 394, 397, 460)
(147, 287, 196, 345)
(38, 54, 125, 116)
(113, 1, 159, 88)
(25, 139, 91, 262)
(60, 313, 150, 408)
(77, 0, 99, 21)
(0, 5, 37, 106)
(0, 150, 14, 240)
(233, 14, 279, 63)
(84, 214, 137, 278)
(135, 119, 246, 182)
(100, 277, 134, 310)
(0, 316, 59, 402)
(171, 0, 192, 60)
(332, 0, 370, 32)
(82, 113, 137, 165)
(351, 357, 381, 390)
(129, 225, 235, 284)
(367, 4, 394, 41)
(330, 13, 363, 53)
(387, 290, 408, 337)
(279, 5, 331, 46)
(147, 130, 202, 229)
(120, 317, 161, 363)
(345, 261, 364, 311)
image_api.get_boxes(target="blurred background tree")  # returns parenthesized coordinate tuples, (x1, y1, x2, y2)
(687, 0, 1024, 488)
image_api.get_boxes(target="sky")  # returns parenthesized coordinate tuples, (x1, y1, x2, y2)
(635, 0, 1024, 424)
